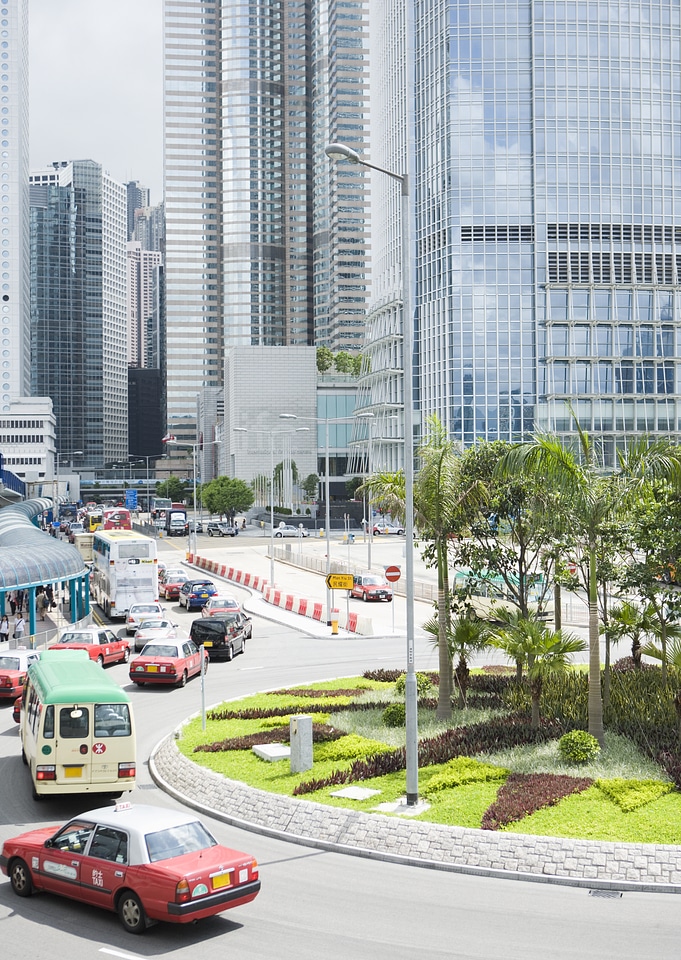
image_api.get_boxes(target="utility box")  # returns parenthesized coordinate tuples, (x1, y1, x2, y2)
(290, 714, 313, 773)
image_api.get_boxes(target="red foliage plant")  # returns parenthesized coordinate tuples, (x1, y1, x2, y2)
(481, 772, 593, 831)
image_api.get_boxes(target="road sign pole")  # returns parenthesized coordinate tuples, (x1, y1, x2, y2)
(384, 565, 401, 636)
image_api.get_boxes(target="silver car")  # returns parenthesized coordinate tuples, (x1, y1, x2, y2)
(133, 618, 178, 652)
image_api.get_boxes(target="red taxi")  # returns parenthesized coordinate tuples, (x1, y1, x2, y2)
(201, 595, 240, 617)
(129, 639, 208, 686)
(158, 569, 188, 601)
(0, 650, 40, 700)
(49, 627, 131, 667)
(350, 573, 393, 602)
(0, 802, 261, 934)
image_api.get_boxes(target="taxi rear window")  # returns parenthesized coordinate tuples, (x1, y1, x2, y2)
(145, 821, 217, 862)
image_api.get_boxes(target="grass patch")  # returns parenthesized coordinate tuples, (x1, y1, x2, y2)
(176, 675, 681, 844)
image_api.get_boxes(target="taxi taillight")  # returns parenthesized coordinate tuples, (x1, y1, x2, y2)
(175, 878, 191, 902)
(118, 762, 136, 778)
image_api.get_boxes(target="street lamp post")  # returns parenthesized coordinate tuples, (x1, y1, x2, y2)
(164, 439, 221, 555)
(326, 141, 418, 804)
(355, 411, 375, 570)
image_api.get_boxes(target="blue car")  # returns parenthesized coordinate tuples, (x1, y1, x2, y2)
(178, 579, 218, 610)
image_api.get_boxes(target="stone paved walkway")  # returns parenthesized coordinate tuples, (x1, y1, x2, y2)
(150, 734, 681, 894)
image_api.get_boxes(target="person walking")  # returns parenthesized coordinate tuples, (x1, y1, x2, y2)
(0, 614, 9, 643)
(15, 590, 24, 616)
(38, 591, 48, 621)
(13, 613, 25, 642)
(9, 592, 16, 616)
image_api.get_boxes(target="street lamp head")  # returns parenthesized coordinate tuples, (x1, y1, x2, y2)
(325, 142, 360, 164)
(355, 411, 375, 419)
(279, 413, 297, 420)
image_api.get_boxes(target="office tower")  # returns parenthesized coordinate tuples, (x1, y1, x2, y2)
(29, 160, 128, 466)
(365, 0, 681, 467)
(1, 0, 30, 407)
(132, 201, 165, 254)
(163, 1, 370, 438)
(127, 242, 164, 368)
(126, 180, 150, 241)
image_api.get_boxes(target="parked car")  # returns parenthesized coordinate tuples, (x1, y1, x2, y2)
(188, 520, 203, 533)
(133, 619, 177, 653)
(179, 580, 218, 610)
(350, 573, 393, 602)
(158, 569, 189, 600)
(372, 519, 405, 535)
(67, 521, 84, 542)
(274, 523, 309, 538)
(0, 650, 40, 700)
(130, 639, 208, 686)
(126, 601, 165, 635)
(49, 627, 131, 666)
(201, 595, 241, 617)
(206, 521, 238, 537)
(0, 802, 261, 934)
(189, 614, 248, 661)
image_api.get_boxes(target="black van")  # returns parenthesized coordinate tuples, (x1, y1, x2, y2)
(189, 615, 247, 661)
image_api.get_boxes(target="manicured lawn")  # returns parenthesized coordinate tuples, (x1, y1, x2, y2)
(176, 675, 681, 844)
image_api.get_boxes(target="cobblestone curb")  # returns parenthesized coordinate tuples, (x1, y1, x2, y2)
(150, 734, 681, 893)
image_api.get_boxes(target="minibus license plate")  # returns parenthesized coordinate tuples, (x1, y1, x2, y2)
(64, 766, 82, 778)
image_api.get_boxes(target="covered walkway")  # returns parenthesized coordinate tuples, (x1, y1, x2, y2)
(0, 498, 90, 639)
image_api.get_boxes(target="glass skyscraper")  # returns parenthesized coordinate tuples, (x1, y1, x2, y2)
(366, 0, 681, 465)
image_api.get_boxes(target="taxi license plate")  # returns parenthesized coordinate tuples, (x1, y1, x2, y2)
(211, 871, 232, 890)
(147, 664, 158, 672)
(64, 766, 83, 778)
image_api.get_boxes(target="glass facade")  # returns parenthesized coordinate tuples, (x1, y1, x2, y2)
(369, 0, 681, 464)
(29, 161, 127, 466)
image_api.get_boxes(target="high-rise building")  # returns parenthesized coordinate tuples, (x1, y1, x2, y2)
(163, 0, 370, 441)
(29, 160, 128, 467)
(126, 180, 150, 241)
(132, 201, 165, 255)
(127, 242, 164, 368)
(2, 0, 30, 406)
(365, 0, 681, 467)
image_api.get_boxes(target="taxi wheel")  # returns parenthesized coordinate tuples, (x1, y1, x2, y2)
(9, 858, 33, 898)
(97, 655, 104, 667)
(118, 890, 146, 934)
(179, 670, 188, 687)
(241, 638, 246, 654)
(123, 648, 130, 663)
(363, 592, 369, 601)
(226, 643, 234, 662)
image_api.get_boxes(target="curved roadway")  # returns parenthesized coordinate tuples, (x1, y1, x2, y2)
(0, 542, 677, 959)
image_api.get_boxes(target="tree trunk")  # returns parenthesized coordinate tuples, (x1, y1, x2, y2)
(530, 675, 542, 730)
(454, 656, 469, 709)
(587, 546, 605, 746)
(601, 585, 610, 710)
(554, 580, 562, 630)
(436, 537, 453, 720)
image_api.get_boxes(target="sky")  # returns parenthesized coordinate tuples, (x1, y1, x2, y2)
(29, 0, 163, 203)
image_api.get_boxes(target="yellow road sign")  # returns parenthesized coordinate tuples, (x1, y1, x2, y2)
(325, 573, 354, 590)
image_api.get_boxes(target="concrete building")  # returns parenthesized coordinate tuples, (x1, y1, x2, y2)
(127, 242, 163, 368)
(126, 180, 150, 241)
(163, 1, 371, 439)
(29, 160, 128, 469)
(2, 0, 30, 407)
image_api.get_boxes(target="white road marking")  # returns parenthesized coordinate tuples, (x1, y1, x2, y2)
(99, 949, 142, 960)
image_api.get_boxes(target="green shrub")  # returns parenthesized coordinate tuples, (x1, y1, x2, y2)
(395, 672, 432, 698)
(382, 702, 406, 727)
(315, 734, 392, 763)
(558, 730, 601, 764)
(595, 777, 674, 812)
(423, 757, 508, 798)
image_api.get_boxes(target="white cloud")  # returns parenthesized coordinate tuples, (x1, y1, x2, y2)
(30, 0, 163, 201)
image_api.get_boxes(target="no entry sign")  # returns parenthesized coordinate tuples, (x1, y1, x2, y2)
(385, 565, 401, 583)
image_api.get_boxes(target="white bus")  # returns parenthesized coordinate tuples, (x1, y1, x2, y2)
(91, 529, 159, 620)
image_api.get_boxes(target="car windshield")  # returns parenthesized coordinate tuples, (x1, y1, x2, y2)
(363, 576, 386, 585)
(138, 620, 167, 630)
(58, 633, 91, 644)
(0, 656, 21, 669)
(131, 605, 160, 614)
(145, 820, 217, 862)
(141, 644, 179, 657)
(192, 583, 212, 591)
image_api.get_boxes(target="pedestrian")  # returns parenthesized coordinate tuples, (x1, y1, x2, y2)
(38, 592, 48, 621)
(13, 614, 25, 642)
(16, 590, 23, 615)
(46, 585, 55, 609)
(9, 592, 16, 616)
(0, 614, 8, 642)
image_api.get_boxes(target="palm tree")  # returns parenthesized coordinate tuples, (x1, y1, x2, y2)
(608, 600, 654, 670)
(641, 635, 681, 746)
(423, 615, 491, 708)
(361, 415, 487, 721)
(498, 420, 681, 746)
(490, 618, 586, 728)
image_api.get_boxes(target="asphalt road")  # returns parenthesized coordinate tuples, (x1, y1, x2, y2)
(0, 540, 676, 958)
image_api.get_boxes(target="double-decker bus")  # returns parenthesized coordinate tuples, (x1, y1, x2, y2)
(102, 507, 133, 531)
(20, 650, 136, 799)
(91, 529, 158, 619)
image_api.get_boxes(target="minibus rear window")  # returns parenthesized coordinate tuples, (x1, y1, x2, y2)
(59, 707, 90, 738)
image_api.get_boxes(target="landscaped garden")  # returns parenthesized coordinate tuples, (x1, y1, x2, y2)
(177, 664, 681, 845)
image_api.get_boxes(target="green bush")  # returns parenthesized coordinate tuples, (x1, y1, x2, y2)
(382, 702, 406, 727)
(558, 729, 601, 765)
(394, 672, 432, 699)
(315, 735, 392, 763)
(423, 757, 508, 798)
(595, 777, 674, 812)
